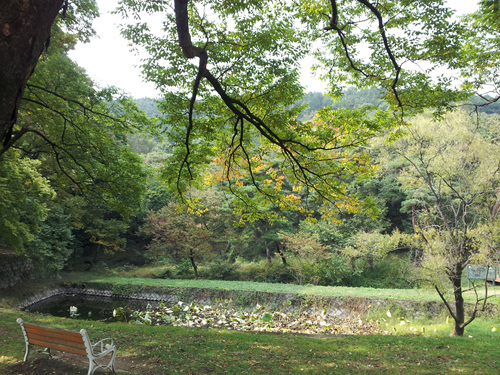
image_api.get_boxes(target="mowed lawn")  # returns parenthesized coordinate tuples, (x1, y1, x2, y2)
(1, 301, 499, 374)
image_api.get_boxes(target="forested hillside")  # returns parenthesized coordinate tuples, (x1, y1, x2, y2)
(135, 90, 500, 124)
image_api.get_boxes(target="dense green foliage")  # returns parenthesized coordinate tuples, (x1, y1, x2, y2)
(0, 150, 55, 251)
(0, 3, 156, 273)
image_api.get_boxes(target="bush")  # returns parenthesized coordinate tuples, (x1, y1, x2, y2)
(198, 256, 356, 286)
(262, 264, 296, 283)
(133, 253, 415, 289)
(351, 256, 415, 289)
(231, 258, 269, 281)
(175, 259, 194, 278)
(224, 258, 295, 284)
(202, 261, 237, 280)
(281, 254, 356, 286)
(304, 255, 357, 286)
(115, 263, 177, 279)
(159, 267, 175, 279)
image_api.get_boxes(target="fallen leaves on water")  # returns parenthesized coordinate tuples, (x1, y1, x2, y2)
(127, 301, 390, 336)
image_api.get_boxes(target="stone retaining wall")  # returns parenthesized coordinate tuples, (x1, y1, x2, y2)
(18, 281, 464, 319)
(19, 281, 498, 319)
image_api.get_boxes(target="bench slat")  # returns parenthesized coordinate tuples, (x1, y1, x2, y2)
(22, 323, 87, 355)
(24, 323, 82, 338)
(28, 337, 88, 356)
(27, 332, 85, 350)
(24, 325, 84, 344)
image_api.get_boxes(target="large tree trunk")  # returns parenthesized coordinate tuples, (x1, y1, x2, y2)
(0, 0, 63, 151)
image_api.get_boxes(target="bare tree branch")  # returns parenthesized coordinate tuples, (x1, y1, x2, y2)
(324, 0, 403, 110)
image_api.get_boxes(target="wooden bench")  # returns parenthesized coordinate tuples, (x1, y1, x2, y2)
(17, 318, 116, 375)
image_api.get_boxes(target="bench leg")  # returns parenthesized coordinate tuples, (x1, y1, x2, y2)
(110, 349, 117, 373)
(42, 347, 52, 358)
(23, 344, 31, 362)
(24, 345, 53, 362)
(87, 350, 116, 375)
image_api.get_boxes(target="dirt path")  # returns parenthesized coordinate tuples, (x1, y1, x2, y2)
(3, 351, 152, 375)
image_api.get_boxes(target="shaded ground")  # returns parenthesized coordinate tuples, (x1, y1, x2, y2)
(3, 351, 151, 375)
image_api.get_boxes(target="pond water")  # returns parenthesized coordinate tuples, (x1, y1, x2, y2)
(24, 294, 394, 335)
(26, 295, 155, 322)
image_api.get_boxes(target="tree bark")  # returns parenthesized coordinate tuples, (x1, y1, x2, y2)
(0, 0, 63, 150)
(451, 266, 465, 336)
(266, 246, 272, 266)
(189, 249, 198, 278)
(275, 242, 287, 265)
(367, 254, 374, 269)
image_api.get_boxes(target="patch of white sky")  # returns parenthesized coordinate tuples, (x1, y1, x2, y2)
(69, 0, 161, 98)
(69, 0, 478, 99)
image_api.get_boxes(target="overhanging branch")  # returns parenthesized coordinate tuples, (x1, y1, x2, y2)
(173, 0, 354, 203)
(325, 0, 403, 110)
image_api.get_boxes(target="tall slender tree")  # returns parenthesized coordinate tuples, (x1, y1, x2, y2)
(392, 111, 500, 336)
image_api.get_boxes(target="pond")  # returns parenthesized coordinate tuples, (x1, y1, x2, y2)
(25, 294, 393, 335)
(25, 294, 155, 322)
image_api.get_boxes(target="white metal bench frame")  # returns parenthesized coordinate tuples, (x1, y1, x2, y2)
(17, 318, 117, 375)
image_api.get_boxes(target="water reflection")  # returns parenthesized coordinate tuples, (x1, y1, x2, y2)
(26, 294, 156, 322)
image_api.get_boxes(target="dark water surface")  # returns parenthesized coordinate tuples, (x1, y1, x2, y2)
(26, 295, 155, 322)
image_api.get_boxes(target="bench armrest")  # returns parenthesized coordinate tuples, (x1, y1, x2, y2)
(91, 338, 115, 356)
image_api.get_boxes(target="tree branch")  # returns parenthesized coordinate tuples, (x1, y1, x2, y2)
(173, 0, 354, 204)
(324, 0, 403, 110)
(435, 285, 457, 322)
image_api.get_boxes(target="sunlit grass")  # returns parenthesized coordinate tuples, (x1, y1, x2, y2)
(78, 275, 500, 306)
(2, 280, 499, 374)
(360, 308, 500, 339)
(0, 356, 17, 365)
(84, 276, 438, 299)
(115, 265, 167, 278)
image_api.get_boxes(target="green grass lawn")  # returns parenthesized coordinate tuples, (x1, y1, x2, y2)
(1, 275, 499, 374)
(1, 307, 499, 374)
(64, 274, 500, 303)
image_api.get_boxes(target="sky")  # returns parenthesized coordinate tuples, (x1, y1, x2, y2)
(69, 0, 477, 99)
(69, 0, 159, 98)
(69, 0, 327, 98)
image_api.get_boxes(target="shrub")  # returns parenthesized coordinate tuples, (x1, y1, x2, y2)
(202, 261, 237, 280)
(307, 255, 357, 286)
(261, 264, 295, 284)
(232, 258, 268, 281)
(175, 259, 194, 278)
(351, 256, 415, 289)
(280, 254, 355, 286)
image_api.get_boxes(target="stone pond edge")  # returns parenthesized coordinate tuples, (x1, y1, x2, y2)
(18, 281, 498, 320)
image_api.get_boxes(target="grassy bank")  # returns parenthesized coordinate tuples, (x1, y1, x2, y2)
(60, 274, 500, 303)
(88, 276, 438, 300)
(5, 273, 499, 324)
